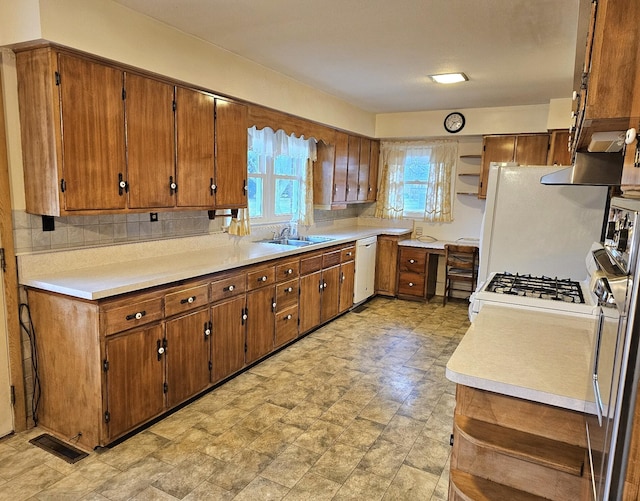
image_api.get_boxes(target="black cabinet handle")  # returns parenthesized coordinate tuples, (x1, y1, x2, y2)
(180, 296, 196, 305)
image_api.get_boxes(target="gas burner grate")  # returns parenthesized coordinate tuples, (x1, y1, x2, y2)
(486, 272, 585, 304)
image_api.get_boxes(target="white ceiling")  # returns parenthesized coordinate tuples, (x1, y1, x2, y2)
(112, 0, 580, 114)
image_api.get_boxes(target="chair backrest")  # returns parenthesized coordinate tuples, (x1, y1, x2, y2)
(444, 244, 478, 271)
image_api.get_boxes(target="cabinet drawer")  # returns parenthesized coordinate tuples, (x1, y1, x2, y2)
(276, 278, 299, 311)
(247, 265, 276, 290)
(341, 246, 356, 262)
(210, 272, 246, 303)
(399, 248, 427, 273)
(101, 296, 164, 335)
(397, 272, 426, 298)
(276, 260, 300, 281)
(165, 283, 209, 317)
(322, 249, 342, 268)
(300, 252, 323, 275)
(275, 304, 298, 347)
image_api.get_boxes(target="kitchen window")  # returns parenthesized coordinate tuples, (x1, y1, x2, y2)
(375, 140, 456, 222)
(247, 127, 316, 225)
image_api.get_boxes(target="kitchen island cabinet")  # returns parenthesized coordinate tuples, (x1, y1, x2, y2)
(446, 305, 596, 500)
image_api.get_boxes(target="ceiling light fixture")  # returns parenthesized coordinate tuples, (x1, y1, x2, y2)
(429, 73, 468, 84)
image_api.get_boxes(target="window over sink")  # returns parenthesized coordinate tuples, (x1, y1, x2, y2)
(247, 127, 316, 224)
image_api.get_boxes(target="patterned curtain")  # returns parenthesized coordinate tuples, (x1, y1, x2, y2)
(375, 140, 456, 222)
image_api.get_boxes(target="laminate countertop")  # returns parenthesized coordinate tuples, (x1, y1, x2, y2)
(446, 304, 597, 414)
(17, 225, 411, 300)
(399, 237, 480, 250)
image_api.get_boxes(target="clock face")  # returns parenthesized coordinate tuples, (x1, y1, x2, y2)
(444, 112, 465, 133)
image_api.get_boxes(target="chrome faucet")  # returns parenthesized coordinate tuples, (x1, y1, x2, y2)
(278, 226, 291, 240)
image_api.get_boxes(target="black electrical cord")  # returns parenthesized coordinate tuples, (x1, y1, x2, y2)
(19, 303, 40, 426)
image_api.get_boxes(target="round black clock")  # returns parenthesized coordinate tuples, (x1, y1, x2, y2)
(444, 112, 465, 133)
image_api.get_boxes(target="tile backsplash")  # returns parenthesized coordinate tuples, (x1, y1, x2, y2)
(12, 204, 375, 254)
(12, 209, 226, 254)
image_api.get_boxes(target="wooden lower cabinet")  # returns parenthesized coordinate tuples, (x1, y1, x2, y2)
(104, 325, 166, 441)
(245, 286, 276, 364)
(165, 308, 211, 408)
(299, 270, 322, 334)
(450, 385, 592, 500)
(25, 240, 360, 449)
(375, 233, 410, 296)
(320, 265, 341, 323)
(211, 296, 246, 383)
(338, 260, 355, 314)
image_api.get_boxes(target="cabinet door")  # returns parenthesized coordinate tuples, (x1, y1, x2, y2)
(338, 260, 355, 314)
(165, 309, 211, 408)
(479, 136, 516, 199)
(333, 132, 349, 204)
(105, 324, 165, 440)
(211, 296, 246, 383)
(547, 130, 572, 166)
(58, 54, 126, 211)
(299, 271, 322, 334)
(176, 87, 216, 208)
(375, 235, 400, 296)
(320, 265, 341, 323)
(357, 138, 371, 202)
(125, 73, 175, 209)
(346, 135, 360, 202)
(514, 134, 550, 166)
(245, 286, 275, 363)
(367, 140, 380, 202)
(214, 99, 248, 208)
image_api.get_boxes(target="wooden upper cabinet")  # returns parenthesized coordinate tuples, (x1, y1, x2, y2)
(572, 0, 640, 151)
(368, 140, 380, 202)
(514, 134, 550, 166)
(175, 87, 216, 208)
(333, 132, 349, 204)
(17, 48, 128, 214)
(479, 136, 516, 199)
(357, 138, 371, 201)
(346, 135, 360, 202)
(58, 53, 127, 212)
(479, 134, 550, 199)
(125, 74, 176, 209)
(214, 99, 248, 209)
(547, 129, 572, 166)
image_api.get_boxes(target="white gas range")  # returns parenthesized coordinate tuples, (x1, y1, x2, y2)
(469, 246, 601, 321)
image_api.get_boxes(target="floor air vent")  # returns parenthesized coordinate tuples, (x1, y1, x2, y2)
(29, 433, 88, 464)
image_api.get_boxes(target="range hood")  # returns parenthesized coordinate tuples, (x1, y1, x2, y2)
(540, 152, 624, 186)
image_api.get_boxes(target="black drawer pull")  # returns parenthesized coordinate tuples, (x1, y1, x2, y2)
(126, 310, 146, 321)
(180, 296, 196, 305)
(223, 285, 235, 292)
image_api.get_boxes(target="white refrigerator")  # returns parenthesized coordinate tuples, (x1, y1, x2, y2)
(478, 163, 608, 284)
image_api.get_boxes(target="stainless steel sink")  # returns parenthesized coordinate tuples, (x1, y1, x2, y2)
(261, 235, 335, 247)
(263, 239, 312, 247)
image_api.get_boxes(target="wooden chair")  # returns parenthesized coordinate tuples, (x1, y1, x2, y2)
(443, 244, 479, 306)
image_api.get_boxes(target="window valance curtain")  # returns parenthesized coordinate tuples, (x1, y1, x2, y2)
(375, 140, 457, 222)
(228, 127, 316, 235)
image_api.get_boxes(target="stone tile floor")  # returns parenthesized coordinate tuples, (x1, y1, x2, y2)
(0, 297, 470, 500)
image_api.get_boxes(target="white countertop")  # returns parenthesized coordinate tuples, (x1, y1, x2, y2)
(18, 225, 411, 300)
(399, 237, 480, 250)
(446, 304, 597, 414)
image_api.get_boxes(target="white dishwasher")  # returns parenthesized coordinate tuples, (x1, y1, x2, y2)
(353, 236, 377, 305)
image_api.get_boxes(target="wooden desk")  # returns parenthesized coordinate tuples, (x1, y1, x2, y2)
(397, 239, 479, 301)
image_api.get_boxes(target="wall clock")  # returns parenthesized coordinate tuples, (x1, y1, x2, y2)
(444, 112, 465, 134)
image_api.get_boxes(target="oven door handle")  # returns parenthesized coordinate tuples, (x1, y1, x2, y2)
(593, 375, 604, 427)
